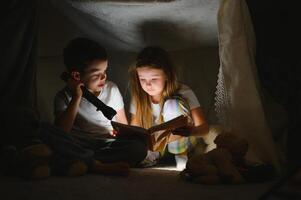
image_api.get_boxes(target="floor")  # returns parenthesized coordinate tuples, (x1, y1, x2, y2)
(0, 166, 278, 200)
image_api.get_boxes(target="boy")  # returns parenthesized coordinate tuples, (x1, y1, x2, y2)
(50, 37, 147, 175)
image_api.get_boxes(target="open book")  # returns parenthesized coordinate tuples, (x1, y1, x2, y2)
(111, 115, 188, 152)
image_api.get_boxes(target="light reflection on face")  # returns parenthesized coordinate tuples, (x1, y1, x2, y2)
(82, 60, 108, 93)
(136, 66, 167, 98)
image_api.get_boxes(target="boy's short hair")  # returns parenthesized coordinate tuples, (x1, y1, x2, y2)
(63, 37, 107, 73)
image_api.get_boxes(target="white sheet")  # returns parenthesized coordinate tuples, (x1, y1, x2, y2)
(216, 0, 281, 170)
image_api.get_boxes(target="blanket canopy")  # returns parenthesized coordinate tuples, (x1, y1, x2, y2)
(3, 0, 299, 171)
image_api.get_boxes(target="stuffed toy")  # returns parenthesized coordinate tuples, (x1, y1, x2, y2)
(183, 132, 275, 184)
(0, 107, 129, 180)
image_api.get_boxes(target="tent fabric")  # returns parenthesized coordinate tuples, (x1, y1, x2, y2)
(0, 0, 39, 109)
(48, 0, 282, 169)
(40, 0, 220, 126)
(51, 0, 220, 52)
(0, 0, 282, 170)
(215, 0, 281, 170)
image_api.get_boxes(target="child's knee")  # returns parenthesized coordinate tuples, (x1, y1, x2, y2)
(167, 138, 189, 155)
(163, 99, 189, 122)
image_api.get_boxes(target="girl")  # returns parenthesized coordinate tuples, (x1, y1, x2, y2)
(129, 46, 212, 170)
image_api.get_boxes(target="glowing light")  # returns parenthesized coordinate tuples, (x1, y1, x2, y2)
(151, 166, 182, 171)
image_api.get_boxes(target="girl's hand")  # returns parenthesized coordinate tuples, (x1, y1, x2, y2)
(172, 125, 194, 137)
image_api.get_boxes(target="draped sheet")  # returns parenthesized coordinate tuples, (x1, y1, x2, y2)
(48, 0, 281, 169)
(215, 0, 281, 170)
(51, 0, 220, 51)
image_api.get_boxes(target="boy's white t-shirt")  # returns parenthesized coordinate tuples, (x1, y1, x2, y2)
(54, 81, 124, 135)
(129, 84, 201, 125)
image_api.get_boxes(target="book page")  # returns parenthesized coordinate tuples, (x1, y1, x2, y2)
(111, 121, 152, 148)
(111, 115, 188, 152)
(111, 121, 148, 136)
(148, 115, 188, 134)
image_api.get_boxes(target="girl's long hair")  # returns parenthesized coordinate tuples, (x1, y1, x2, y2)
(129, 46, 179, 129)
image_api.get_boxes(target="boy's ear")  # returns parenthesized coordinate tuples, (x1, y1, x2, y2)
(70, 70, 81, 81)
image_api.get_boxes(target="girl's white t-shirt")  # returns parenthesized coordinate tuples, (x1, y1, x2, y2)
(54, 81, 124, 135)
(130, 84, 201, 125)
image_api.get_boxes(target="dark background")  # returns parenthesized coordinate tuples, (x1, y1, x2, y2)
(247, 0, 301, 169)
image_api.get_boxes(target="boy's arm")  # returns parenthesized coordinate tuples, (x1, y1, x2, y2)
(55, 80, 84, 133)
(55, 95, 81, 133)
(114, 108, 128, 125)
(109, 83, 127, 125)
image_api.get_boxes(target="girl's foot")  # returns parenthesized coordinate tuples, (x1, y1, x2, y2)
(138, 151, 160, 168)
(175, 154, 188, 171)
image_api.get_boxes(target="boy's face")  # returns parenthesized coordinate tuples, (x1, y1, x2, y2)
(137, 66, 167, 98)
(81, 59, 108, 93)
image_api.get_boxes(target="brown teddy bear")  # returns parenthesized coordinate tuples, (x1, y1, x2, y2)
(0, 106, 130, 180)
(183, 132, 249, 184)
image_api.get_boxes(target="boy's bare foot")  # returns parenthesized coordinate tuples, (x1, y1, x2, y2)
(90, 160, 130, 176)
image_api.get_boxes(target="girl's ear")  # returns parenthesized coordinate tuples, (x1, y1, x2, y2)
(70, 70, 81, 81)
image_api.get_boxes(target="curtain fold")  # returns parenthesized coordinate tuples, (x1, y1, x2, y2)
(215, 0, 281, 170)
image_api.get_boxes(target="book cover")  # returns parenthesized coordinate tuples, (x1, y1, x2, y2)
(111, 115, 188, 151)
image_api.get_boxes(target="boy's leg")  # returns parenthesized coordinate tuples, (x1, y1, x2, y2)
(70, 130, 147, 167)
(39, 124, 141, 176)
(41, 125, 127, 176)
(94, 138, 147, 166)
(39, 123, 94, 162)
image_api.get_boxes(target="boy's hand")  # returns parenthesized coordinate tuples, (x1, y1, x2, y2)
(110, 129, 118, 137)
(68, 79, 84, 99)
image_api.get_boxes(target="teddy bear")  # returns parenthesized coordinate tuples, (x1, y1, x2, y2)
(183, 132, 274, 184)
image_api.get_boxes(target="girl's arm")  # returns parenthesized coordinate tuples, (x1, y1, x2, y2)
(115, 108, 128, 125)
(130, 113, 186, 144)
(190, 107, 209, 136)
(171, 107, 209, 137)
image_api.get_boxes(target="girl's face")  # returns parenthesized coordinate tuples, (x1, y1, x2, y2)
(136, 66, 167, 99)
(82, 60, 108, 93)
